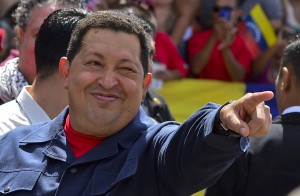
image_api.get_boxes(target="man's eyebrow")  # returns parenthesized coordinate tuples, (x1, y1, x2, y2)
(80, 41, 140, 65)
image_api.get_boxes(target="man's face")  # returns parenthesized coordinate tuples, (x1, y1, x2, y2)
(18, 5, 60, 83)
(61, 29, 152, 137)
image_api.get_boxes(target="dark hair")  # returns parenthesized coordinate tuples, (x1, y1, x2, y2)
(67, 10, 151, 77)
(35, 8, 89, 80)
(13, 0, 85, 31)
(280, 35, 300, 86)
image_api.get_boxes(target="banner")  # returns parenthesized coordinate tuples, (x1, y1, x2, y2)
(157, 79, 278, 123)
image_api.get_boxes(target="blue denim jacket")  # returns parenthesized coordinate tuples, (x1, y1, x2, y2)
(0, 104, 248, 195)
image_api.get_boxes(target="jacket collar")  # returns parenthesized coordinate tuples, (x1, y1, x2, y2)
(74, 107, 155, 164)
(273, 112, 300, 125)
(19, 106, 155, 163)
(20, 107, 69, 144)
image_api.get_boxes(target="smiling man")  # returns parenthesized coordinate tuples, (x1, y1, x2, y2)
(60, 28, 151, 137)
(0, 10, 274, 195)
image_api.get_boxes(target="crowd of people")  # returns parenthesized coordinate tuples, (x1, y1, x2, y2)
(1, 0, 299, 86)
(0, 0, 299, 195)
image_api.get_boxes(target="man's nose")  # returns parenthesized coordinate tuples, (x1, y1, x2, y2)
(97, 69, 118, 89)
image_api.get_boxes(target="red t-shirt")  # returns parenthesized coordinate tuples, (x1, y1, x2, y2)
(153, 31, 189, 77)
(64, 114, 105, 159)
(187, 29, 253, 81)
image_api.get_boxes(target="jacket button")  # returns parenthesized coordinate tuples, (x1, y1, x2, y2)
(3, 185, 10, 193)
(70, 168, 77, 174)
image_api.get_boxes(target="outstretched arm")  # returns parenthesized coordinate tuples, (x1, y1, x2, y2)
(155, 91, 273, 195)
(171, 0, 201, 46)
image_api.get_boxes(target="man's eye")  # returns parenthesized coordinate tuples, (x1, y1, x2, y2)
(121, 67, 133, 71)
(84, 61, 103, 70)
(119, 66, 136, 73)
(86, 61, 99, 66)
(88, 61, 95, 65)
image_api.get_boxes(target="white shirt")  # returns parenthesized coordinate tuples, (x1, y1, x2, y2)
(0, 86, 50, 135)
(282, 106, 300, 115)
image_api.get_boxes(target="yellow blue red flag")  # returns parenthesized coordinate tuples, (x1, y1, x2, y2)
(157, 79, 278, 123)
(241, 4, 277, 52)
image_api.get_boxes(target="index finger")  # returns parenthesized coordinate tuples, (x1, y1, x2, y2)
(243, 91, 274, 108)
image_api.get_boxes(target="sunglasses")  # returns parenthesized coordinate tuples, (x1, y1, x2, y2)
(213, 6, 234, 21)
(213, 6, 233, 13)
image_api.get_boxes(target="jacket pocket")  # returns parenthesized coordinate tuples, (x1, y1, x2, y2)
(0, 170, 41, 194)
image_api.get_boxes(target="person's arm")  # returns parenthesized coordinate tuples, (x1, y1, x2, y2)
(155, 91, 273, 195)
(250, 31, 284, 79)
(251, 45, 280, 78)
(171, 0, 202, 46)
(221, 48, 247, 81)
(204, 152, 248, 196)
(217, 20, 248, 81)
(190, 18, 234, 76)
(190, 35, 217, 75)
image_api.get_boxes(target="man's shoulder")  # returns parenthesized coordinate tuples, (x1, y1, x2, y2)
(0, 99, 31, 135)
(0, 110, 67, 142)
(247, 123, 284, 155)
(0, 57, 19, 73)
(0, 58, 20, 82)
(0, 121, 51, 143)
(0, 99, 18, 110)
(0, 57, 27, 103)
(0, 122, 52, 171)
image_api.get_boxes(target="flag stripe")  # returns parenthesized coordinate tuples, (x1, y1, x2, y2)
(244, 15, 269, 51)
(249, 4, 277, 47)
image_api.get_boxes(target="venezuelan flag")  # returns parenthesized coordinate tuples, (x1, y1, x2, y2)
(241, 4, 277, 52)
(157, 79, 278, 123)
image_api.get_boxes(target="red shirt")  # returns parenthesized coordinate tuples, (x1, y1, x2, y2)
(64, 114, 105, 159)
(154, 31, 189, 77)
(187, 29, 253, 81)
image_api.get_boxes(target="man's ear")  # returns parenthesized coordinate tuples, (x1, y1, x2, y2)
(281, 67, 290, 91)
(59, 57, 70, 89)
(143, 73, 152, 92)
(18, 28, 24, 45)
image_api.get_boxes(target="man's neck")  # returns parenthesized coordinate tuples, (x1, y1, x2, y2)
(29, 74, 68, 119)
